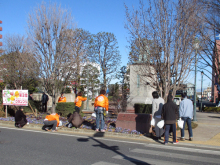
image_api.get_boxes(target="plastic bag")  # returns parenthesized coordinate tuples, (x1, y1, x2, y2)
(178, 118, 184, 129)
(157, 120, 164, 129)
(92, 113, 96, 118)
(151, 118, 155, 126)
(59, 120, 62, 127)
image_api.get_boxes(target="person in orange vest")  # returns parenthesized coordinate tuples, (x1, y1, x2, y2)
(74, 92, 87, 113)
(58, 93, 66, 102)
(43, 112, 61, 132)
(94, 89, 109, 132)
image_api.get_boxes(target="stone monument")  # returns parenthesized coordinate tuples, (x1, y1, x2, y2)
(116, 42, 156, 134)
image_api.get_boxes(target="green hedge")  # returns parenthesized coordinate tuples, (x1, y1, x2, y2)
(134, 104, 152, 114)
(203, 107, 220, 112)
(56, 102, 84, 117)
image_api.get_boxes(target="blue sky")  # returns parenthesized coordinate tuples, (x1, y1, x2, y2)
(0, 0, 211, 90)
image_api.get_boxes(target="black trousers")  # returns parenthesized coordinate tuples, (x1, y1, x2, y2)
(75, 106, 80, 113)
(42, 102, 47, 112)
(15, 118, 27, 127)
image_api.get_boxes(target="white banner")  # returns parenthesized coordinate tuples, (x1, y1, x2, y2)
(2, 90, 28, 106)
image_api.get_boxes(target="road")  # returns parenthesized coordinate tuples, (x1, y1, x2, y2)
(0, 127, 220, 165)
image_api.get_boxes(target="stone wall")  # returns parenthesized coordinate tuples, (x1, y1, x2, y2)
(32, 93, 76, 107)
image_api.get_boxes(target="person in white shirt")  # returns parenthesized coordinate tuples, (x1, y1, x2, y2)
(152, 91, 165, 140)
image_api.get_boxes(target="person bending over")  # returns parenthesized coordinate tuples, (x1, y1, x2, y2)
(43, 112, 61, 132)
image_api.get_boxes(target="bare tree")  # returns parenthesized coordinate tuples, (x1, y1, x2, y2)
(89, 32, 121, 89)
(192, 0, 220, 102)
(125, 0, 202, 100)
(69, 28, 91, 96)
(196, 1, 220, 79)
(1, 34, 39, 90)
(81, 63, 100, 99)
(27, 2, 77, 113)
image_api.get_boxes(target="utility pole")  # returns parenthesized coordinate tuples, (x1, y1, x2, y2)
(193, 38, 199, 121)
(200, 71, 204, 112)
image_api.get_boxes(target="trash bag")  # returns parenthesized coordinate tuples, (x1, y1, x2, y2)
(71, 112, 83, 128)
(178, 118, 184, 129)
(157, 120, 164, 129)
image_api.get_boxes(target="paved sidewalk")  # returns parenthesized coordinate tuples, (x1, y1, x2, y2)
(176, 111, 220, 146)
(0, 111, 220, 147)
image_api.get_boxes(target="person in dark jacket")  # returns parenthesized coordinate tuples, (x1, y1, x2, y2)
(161, 94, 179, 145)
(15, 107, 27, 128)
(42, 92, 49, 112)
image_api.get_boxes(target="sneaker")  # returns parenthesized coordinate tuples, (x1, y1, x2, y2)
(95, 129, 99, 132)
(189, 137, 193, 141)
(164, 143, 168, 145)
(51, 130, 58, 132)
(180, 137, 185, 141)
(68, 123, 72, 128)
(173, 141, 179, 144)
(101, 129, 105, 132)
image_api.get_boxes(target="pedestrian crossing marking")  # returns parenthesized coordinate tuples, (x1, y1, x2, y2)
(130, 148, 220, 164)
(92, 161, 120, 165)
(112, 155, 188, 165)
(145, 144, 220, 155)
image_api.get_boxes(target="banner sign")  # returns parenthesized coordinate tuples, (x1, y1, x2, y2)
(2, 90, 28, 106)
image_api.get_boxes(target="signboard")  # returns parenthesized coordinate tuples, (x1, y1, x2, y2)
(2, 90, 28, 106)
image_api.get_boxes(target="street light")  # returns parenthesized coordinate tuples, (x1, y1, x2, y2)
(193, 38, 199, 121)
(200, 71, 204, 112)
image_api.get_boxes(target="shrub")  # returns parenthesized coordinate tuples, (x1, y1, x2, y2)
(0, 104, 5, 117)
(23, 100, 42, 113)
(134, 104, 152, 114)
(203, 107, 220, 112)
(56, 102, 84, 117)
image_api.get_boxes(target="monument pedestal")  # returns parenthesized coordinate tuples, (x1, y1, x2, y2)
(116, 103, 151, 135)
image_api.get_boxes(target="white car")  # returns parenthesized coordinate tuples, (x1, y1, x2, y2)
(173, 97, 182, 106)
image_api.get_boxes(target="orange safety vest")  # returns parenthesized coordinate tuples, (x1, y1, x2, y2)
(58, 96, 66, 102)
(94, 94, 109, 111)
(45, 113, 60, 127)
(75, 96, 87, 107)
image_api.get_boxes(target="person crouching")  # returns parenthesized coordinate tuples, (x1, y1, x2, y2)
(15, 106, 28, 128)
(43, 112, 61, 132)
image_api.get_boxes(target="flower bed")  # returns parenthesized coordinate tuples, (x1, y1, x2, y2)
(0, 113, 142, 135)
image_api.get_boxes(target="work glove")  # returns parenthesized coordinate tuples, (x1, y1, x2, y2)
(106, 111, 108, 114)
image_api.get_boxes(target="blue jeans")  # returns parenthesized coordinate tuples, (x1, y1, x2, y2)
(95, 107, 105, 130)
(181, 117, 193, 138)
(165, 123, 176, 143)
